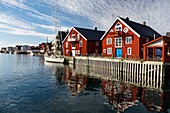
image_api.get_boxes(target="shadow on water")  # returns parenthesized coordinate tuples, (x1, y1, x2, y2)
(48, 63, 170, 113)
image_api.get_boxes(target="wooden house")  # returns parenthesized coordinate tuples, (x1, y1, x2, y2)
(39, 43, 52, 53)
(100, 17, 161, 59)
(62, 27, 105, 56)
(143, 36, 170, 62)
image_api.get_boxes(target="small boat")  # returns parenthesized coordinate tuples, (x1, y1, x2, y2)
(44, 55, 65, 63)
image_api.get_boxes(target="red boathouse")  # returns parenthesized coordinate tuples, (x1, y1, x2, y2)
(143, 36, 170, 62)
(62, 27, 105, 56)
(100, 17, 161, 59)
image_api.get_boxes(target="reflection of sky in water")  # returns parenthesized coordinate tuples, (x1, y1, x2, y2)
(0, 54, 170, 113)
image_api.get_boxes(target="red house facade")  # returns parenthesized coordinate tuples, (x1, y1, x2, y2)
(143, 36, 170, 62)
(100, 17, 161, 59)
(62, 27, 105, 56)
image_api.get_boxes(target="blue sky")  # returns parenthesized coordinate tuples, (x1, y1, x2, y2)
(0, 0, 170, 48)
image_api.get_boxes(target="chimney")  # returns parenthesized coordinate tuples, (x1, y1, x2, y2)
(143, 21, 146, 26)
(166, 32, 170, 37)
(95, 27, 97, 31)
(126, 17, 129, 21)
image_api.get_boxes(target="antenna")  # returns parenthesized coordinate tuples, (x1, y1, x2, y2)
(55, 0, 57, 35)
(46, 36, 48, 43)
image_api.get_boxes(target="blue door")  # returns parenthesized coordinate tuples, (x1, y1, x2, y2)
(116, 49, 122, 57)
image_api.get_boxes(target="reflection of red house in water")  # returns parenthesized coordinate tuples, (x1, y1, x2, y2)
(63, 66, 87, 97)
(102, 80, 139, 112)
(143, 36, 170, 62)
(102, 80, 170, 112)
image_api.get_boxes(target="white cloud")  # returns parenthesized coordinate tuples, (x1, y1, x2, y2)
(57, 0, 170, 35)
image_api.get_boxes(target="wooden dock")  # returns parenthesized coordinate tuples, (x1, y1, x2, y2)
(66, 56, 170, 90)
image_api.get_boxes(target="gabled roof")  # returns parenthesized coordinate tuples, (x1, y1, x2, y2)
(62, 27, 105, 43)
(74, 27, 105, 41)
(100, 17, 162, 40)
(143, 36, 170, 46)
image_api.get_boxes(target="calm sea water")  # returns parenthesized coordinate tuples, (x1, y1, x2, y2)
(0, 53, 170, 113)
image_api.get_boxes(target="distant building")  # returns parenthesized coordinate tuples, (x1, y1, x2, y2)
(52, 31, 68, 55)
(6, 47, 14, 52)
(100, 16, 161, 59)
(39, 43, 52, 53)
(1, 47, 6, 52)
(62, 27, 105, 56)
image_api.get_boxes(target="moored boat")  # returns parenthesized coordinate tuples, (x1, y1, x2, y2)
(44, 55, 65, 63)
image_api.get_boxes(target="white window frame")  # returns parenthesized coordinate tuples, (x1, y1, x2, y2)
(72, 32, 75, 39)
(95, 49, 98, 54)
(110, 29, 114, 32)
(107, 38, 112, 45)
(80, 41, 82, 47)
(96, 41, 99, 46)
(66, 42, 68, 48)
(115, 38, 122, 47)
(103, 49, 106, 53)
(127, 47, 132, 55)
(72, 43, 75, 49)
(115, 22, 122, 31)
(77, 34, 80, 41)
(123, 27, 129, 33)
(107, 48, 112, 54)
(126, 36, 132, 44)
(66, 49, 68, 54)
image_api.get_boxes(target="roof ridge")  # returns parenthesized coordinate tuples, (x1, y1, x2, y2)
(74, 26, 105, 32)
(119, 17, 151, 28)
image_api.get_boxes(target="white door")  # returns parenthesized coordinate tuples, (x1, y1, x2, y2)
(72, 50, 75, 56)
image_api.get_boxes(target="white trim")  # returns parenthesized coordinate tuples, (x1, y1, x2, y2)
(107, 38, 112, 45)
(115, 22, 122, 31)
(107, 48, 112, 54)
(127, 47, 132, 55)
(62, 27, 87, 43)
(100, 17, 140, 40)
(126, 36, 132, 44)
(115, 38, 122, 47)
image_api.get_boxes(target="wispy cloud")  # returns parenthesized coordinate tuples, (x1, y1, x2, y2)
(57, 0, 170, 35)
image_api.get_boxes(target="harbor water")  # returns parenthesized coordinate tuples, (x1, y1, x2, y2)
(0, 53, 170, 113)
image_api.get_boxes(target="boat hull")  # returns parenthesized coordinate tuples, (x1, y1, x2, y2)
(44, 57, 65, 63)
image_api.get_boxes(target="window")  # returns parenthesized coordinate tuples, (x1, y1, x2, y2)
(107, 38, 112, 45)
(110, 29, 114, 32)
(103, 49, 106, 53)
(72, 43, 75, 49)
(115, 38, 122, 47)
(77, 34, 80, 41)
(146, 38, 149, 42)
(127, 47, 132, 55)
(72, 32, 75, 39)
(66, 42, 68, 48)
(78, 50, 80, 55)
(126, 36, 132, 44)
(76, 50, 78, 55)
(95, 49, 98, 54)
(123, 27, 129, 33)
(107, 48, 112, 54)
(80, 41, 82, 47)
(115, 22, 122, 31)
(96, 41, 99, 46)
(66, 49, 68, 54)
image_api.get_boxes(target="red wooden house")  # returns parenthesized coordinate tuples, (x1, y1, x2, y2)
(62, 27, 105, 56)
(143, 36, 170, 62)
(100, 17, 161, 59)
